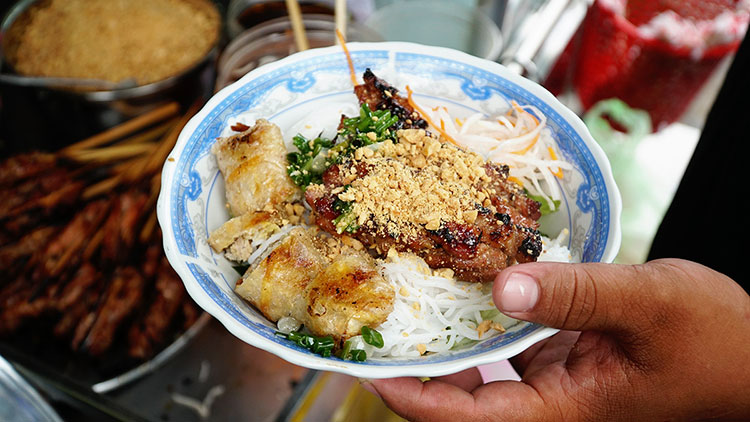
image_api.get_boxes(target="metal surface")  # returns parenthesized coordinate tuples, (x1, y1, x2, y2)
(492, 0, 591, 82)
(0, 355, 62, 422)
(93, 313, 213, 394)
(107, 318, 308, 422)
(500, 0, 575, 79)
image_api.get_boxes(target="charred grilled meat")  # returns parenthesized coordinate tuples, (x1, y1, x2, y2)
(354, 69, 427, 131)
(305, 129, 542, 283)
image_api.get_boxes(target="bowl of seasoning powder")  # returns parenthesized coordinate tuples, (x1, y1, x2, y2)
(0, 0, 221, 151)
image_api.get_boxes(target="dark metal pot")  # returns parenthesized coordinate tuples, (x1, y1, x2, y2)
(0, 0, 221, 154)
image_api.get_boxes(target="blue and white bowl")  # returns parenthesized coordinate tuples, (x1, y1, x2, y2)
(157, 42, 621, 378)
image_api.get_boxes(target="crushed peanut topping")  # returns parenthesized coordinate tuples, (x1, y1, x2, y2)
(309, 229, 365, 262)
(433, 268, 455, 279)
(329, 129, 499, 240)
(477, 320, 492, 338)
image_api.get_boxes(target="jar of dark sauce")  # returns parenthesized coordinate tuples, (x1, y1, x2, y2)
(227, 0, 336, 38)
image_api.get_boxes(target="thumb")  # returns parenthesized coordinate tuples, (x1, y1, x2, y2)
(492, 261, 676, 335)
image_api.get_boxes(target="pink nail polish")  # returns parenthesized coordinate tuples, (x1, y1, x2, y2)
(500, 272, 539, 312)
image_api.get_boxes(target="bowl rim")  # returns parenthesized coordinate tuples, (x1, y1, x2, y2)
(157, 41, 622, 378)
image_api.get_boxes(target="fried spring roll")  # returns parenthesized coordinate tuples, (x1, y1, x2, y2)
(235, 228, 394, 341)
(212, 119, 299, 217)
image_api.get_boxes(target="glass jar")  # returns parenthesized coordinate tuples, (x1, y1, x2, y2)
(215, 14, 381, 91)
(226, 0, 337, 39)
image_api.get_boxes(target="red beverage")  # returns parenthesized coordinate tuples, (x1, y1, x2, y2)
(566, 0, 745, 129)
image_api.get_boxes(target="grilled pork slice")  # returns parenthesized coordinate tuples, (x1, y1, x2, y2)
(354, 69, 427, 131)
(212, 119, 299, 217)
(305, 129, 542, 283)
(234, 227, 394, 341)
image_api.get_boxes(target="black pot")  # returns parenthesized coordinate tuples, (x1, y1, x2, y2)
(0, 0, 221, 154)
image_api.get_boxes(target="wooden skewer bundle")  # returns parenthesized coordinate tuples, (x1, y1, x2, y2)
(285, 0, 348, 51)
(0, 101, 203, 363)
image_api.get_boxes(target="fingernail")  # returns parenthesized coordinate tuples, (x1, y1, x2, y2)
(358, 378, 381, 398)
(500, 272, 539, 312)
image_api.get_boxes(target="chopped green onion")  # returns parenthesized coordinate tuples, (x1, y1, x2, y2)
(286, 134, 334, 189)
(361, 326, 384, 348)
(333, 210, 358, 234)
(338, 340, 354, 360)
(349, 349, 367, 362)
(286, 103, 403, 190)
(374, 113, 398, 132)
(276, 330, 335, 358)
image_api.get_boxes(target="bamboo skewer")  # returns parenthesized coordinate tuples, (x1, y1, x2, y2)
(119, 117, 178, 146)
(82, 175, 122, 200)
(81, 101, 200, 197)
(66, 143, 156, 164)
(335, 0, 347, 43)
(286, 0, 309, 51)
(139, 210, 158, 245)
(61, 102, 179, 153)
(142, 101, 200, 176)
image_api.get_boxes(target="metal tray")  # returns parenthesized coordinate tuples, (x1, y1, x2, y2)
(92, 313, 212, 393)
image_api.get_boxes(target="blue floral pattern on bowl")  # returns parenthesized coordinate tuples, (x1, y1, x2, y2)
(158, 43, 621, 378)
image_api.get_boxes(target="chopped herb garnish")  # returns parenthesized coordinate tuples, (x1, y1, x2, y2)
(349, 349, 367, 362)
(286, 134, 334, 189)
(276, 330, 335, 358)
(338, 340, 353, 360)
(361, 326, 384, 348)
(335, 340, 368, 362)
(335, 104, 399, 158)
(333, 192, 351, 213)
(333, 209, 359, 234)
(286, 104, 402, 190)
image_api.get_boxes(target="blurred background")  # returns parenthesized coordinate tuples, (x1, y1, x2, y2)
(0, 0, 746, 420)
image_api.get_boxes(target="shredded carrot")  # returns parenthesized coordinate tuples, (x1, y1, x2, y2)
(512, 135, 539, 155)
(455, 118, 463, 127)
(405, 85, 459, 146)
(336, 29, 357, 87)
(508, 176, 524, 187)
(432, 106, 440, 111)
(548, 146, 564, 179)
(496, 119, 507, 127)
(440, 119, 445, 131)
(512, 101, 539, 125)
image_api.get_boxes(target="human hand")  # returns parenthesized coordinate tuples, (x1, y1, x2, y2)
(365, 259, 750, 421)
